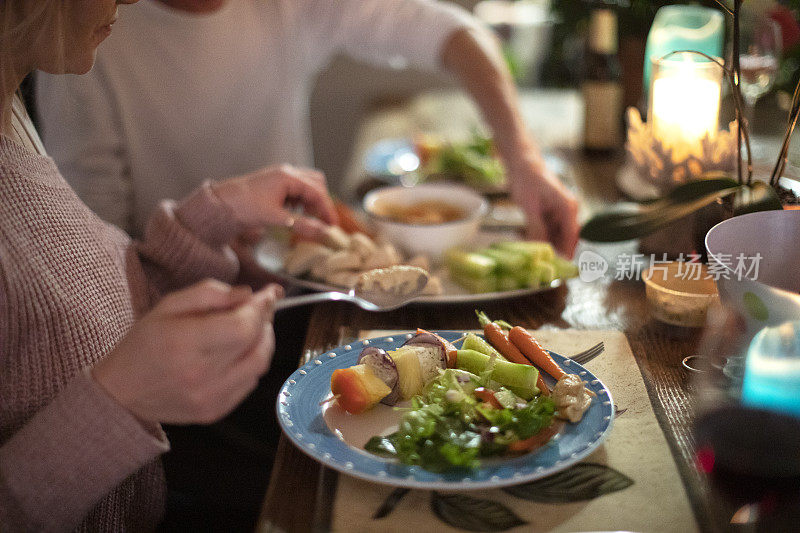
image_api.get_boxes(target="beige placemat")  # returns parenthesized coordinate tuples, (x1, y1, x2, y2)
(330, 329, 699, 533)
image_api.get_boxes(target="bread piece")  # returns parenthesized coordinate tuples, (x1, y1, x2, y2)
(383, 243, 402, 265)
(325, 270, 362, 288)
(322, 226, 351, 250)
(362, 243, 401, 270)
(311, 250, 362, 280)
(406, 254, 430, 272)
(326, 250, 363, 271)
(348, 232, 377, 259)
(421, 275, 443, 295)
(284, 242, 332, 277)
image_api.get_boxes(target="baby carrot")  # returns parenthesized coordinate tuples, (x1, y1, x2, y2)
(475, 311, 530, 366)
(508, 326, 566, 381)
(483, 322, 530, 366)
(536, 372, 550, 396)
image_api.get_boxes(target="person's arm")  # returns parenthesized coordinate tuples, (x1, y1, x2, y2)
(441, 27, 580, 257)
(36, 62, 134, 231)
(0, 371, 169, 531)
(0, 282, 282, 530)
(296, 0, 579, 257)
(134, 165, 336, 304)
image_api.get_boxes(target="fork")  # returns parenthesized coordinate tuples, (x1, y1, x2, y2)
(569, 342, 605, 365)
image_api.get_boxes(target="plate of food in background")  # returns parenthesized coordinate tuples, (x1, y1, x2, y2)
(254, 191, 577, 305)
(364, 133, 506, 194)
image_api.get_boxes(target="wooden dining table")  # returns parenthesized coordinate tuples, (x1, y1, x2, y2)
(255, 89, 772, 533)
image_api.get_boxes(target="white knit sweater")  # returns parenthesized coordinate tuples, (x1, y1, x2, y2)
(36, 0, 476, 234)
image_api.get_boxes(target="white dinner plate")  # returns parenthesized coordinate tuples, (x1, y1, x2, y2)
(254, 238, 563, 305)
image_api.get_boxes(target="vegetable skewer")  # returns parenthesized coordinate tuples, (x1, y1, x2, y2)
(319, 394, 341, 406)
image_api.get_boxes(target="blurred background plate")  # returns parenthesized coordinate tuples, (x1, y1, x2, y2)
(254, 234, 563, 306)
(361, 135, 569, 196)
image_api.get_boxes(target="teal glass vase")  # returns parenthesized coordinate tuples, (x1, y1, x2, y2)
(643, 5, 725, 94)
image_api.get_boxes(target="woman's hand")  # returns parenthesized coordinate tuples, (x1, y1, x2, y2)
(506, 154, 580, 258)
(92, 280, 283, 425)
(212, 165, 338, 241)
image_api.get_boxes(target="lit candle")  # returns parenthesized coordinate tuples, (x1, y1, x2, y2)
(649, 57, 722, 160)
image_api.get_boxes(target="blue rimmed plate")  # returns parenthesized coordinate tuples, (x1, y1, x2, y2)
(277, 332, 614, 490)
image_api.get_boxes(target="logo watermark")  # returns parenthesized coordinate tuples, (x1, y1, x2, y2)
(578, 250, 609, 283)
(578, 251, 762, 282)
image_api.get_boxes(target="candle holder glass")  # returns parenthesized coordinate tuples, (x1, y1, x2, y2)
(643, 5, 725, 93)
(623, 53, 735, 197)
(648, 53, 724, 160)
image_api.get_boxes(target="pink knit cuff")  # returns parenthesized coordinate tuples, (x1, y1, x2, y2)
(174, 181, 244, 248)
(0, 371, 169, 531)
(138, 181, 242, 288)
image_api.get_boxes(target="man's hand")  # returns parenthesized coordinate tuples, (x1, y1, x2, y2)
(441, 27, 580, 258)
(506, 154, 580, 258)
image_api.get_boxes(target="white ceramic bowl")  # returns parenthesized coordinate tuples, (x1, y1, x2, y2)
(705, 210, 800, 337)
(642, 261, 719, 327)
(363, 183, 488, 260)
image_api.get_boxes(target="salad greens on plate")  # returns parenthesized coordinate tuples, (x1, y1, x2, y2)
(330, 318, 594, 473)
(366, 368, 556, 472)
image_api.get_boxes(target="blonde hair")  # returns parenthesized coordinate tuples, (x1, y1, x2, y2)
(0, 1, 67, 130)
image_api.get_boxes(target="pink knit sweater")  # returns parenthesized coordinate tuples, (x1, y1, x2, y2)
(0, 137, 244, 531)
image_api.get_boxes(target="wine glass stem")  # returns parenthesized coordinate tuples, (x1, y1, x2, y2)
(742, 99, 763, 162)
(744, 99, 756, 129)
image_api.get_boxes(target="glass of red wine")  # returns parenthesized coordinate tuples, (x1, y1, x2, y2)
(692, 306, 800, 529)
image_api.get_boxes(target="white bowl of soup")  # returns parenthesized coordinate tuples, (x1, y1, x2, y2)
(363, 183, 488, 260)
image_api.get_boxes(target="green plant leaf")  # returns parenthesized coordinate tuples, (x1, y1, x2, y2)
(430, 492, 526, 531)
(733, 181, 783, 216)
(502, 463, 634, 503)
(656, 174, 739, 204)
(580, 177, 742, 242)
(501, 44, 523, 83)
